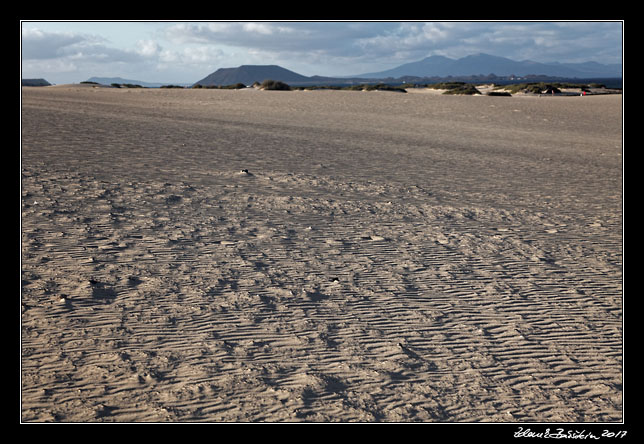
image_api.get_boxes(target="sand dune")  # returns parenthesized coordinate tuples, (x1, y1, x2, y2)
(21, 86, 622, 422)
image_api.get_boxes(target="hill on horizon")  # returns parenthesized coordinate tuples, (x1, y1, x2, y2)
(193, 65, 311, 87)
(22, 78, 51, 86)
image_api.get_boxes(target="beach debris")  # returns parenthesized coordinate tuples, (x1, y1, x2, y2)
(57, 294, 71, 306)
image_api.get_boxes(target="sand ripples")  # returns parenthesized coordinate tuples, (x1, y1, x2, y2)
(22, 165, 621, 422)
(22, 87, 621, 422)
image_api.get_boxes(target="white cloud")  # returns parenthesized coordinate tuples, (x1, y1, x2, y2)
(22, 27, 87, 59)
(22, 27, 144, 64)
(137, 39, 161, 57)
(159, 45, 222, 65)
(21, 21, 622, 84)
(21, 26, 164, 83)
(164, 22, 391, 55)
(22, 57, 78, 75)
(158, 21, 621, 76)
(242, 23, 278, 35)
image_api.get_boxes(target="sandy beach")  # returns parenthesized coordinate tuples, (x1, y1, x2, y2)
(21, 85, 622, 422)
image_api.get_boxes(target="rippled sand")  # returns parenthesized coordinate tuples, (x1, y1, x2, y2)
(21, 85, 622, 422)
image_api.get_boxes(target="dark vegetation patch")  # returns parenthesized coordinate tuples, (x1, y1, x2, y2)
(192, 83, 247, 89)
(427, 82, 481, 95)
(496, 82, 603, 94)
(110, 83, 144, 89)
(259, 79, 292, 90)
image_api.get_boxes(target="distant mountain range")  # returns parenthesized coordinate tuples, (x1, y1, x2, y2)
(76, 53, 621, 89)
(355, 53, 622, 79)
(193, 54, 621, 87)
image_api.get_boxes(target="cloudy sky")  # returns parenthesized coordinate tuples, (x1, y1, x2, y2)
(21, 21, 623, 85)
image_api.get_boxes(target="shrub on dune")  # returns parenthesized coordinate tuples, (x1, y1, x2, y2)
(259, 80, 292, 90)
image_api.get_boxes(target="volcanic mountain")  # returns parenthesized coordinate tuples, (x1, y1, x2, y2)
(193, 65, 311, 87)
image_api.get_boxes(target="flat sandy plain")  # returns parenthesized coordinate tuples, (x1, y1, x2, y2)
(21, 85, 623, 422)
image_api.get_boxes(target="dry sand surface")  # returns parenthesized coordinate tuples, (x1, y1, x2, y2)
(21, 85, 622, 422)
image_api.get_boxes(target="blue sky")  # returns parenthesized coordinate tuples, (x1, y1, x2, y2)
(21, 21, 623, 85)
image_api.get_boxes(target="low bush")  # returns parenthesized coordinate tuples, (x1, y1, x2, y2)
(426, 82, 481, 95)
(499, 82, 596, 94)
(442, 84, 481, 95)
(222, 83, 247, 89)
(192, 83, 247, 89)
(343, 83, 407, 93)
(367, 83, 407, 93)
(427, 82, 467, 90)
(260, 80, 291, 90)
(111, 83, 144, 89)
(298, 85, 343, 91)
